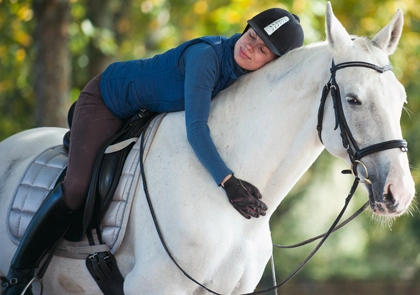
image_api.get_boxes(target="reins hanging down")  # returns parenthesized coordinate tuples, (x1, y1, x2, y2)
(273, 201, 369, 249)
(140, 132, 362, 295)
(140, 59, 409, 295)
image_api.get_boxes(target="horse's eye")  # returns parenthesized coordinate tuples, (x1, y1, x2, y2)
(346, 95, 361, 106)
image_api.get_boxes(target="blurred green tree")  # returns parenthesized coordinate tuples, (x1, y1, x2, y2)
(0, 0, 419, 291)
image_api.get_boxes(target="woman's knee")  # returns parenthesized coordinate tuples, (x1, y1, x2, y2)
(62, 179, 89, 210)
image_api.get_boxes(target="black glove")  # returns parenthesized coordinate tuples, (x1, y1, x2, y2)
(222, 176, 268, 219)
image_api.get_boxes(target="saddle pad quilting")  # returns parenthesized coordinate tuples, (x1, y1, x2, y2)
(8, 146, 68, 243)
(100, 141, 141, 251)
(8, 114, 165, 256)
(100, 113, 165, 252)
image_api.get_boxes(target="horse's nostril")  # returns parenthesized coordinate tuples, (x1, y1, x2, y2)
(383, 192, 396, 205)
(383, 190, 399, 211)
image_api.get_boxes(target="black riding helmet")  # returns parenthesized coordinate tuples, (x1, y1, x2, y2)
(243, 8, 304, 56)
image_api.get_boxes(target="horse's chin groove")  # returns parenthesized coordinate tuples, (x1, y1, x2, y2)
(369, 198, 406, 217)
(366, 208, 397, 229)
(367, 195, 418, 225)
(366, 200, 418, 230)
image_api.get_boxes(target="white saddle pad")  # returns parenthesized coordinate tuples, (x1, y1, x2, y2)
(7, 114, 165, 258)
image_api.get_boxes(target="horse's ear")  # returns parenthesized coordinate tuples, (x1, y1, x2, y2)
(372, 9, 404, 55)
(325, 2, 353, 54)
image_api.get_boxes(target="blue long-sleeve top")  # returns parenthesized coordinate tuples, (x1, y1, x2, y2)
(100, 34, 246, 184)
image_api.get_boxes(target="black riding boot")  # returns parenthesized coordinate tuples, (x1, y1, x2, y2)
(1, 183, 74, 295)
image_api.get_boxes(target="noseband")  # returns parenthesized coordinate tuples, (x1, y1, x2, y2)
(317, 60, 408, 183)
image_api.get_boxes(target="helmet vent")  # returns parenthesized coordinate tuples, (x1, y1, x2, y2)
(264, 16, 290, 36)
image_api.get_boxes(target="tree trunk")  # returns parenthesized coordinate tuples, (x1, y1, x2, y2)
(86, 0, 113, 77)
(86, 0, 132, 77)
(33, 0, 70, 127)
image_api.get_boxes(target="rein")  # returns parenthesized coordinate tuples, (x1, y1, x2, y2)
(273, 201, 369, 249)
(140, 59, 408, 295)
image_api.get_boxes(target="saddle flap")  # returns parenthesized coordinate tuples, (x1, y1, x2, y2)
(8, 113, 166, 256)
(8, 146, 68, 243)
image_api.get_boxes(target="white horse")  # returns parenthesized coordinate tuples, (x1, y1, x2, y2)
(0, 3, 415, 294)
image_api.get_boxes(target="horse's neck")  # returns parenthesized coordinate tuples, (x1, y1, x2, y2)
(210, 42, 332, 210)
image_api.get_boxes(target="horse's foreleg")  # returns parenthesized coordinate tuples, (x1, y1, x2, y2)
(42, 257, 101, 295)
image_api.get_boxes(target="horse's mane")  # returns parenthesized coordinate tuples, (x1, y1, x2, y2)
(231, 34, 389, 92)
(355, 37, 390, 64)
(268, 41, 329, 73)
(230, 40, 331, 92)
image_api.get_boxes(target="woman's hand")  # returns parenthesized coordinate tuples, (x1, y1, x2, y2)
(222, 175, 268, 219)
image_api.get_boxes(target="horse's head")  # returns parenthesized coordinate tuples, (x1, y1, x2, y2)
(320, 2, 415, 217)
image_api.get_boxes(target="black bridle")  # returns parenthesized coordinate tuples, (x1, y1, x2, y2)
(140, 60, 409, 295)
(317, 60, 408, 182)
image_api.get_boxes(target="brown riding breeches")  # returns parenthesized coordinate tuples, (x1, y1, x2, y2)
(62, 74, 124, 210)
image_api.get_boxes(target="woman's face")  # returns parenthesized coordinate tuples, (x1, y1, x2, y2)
(234, 28, 277, 71)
